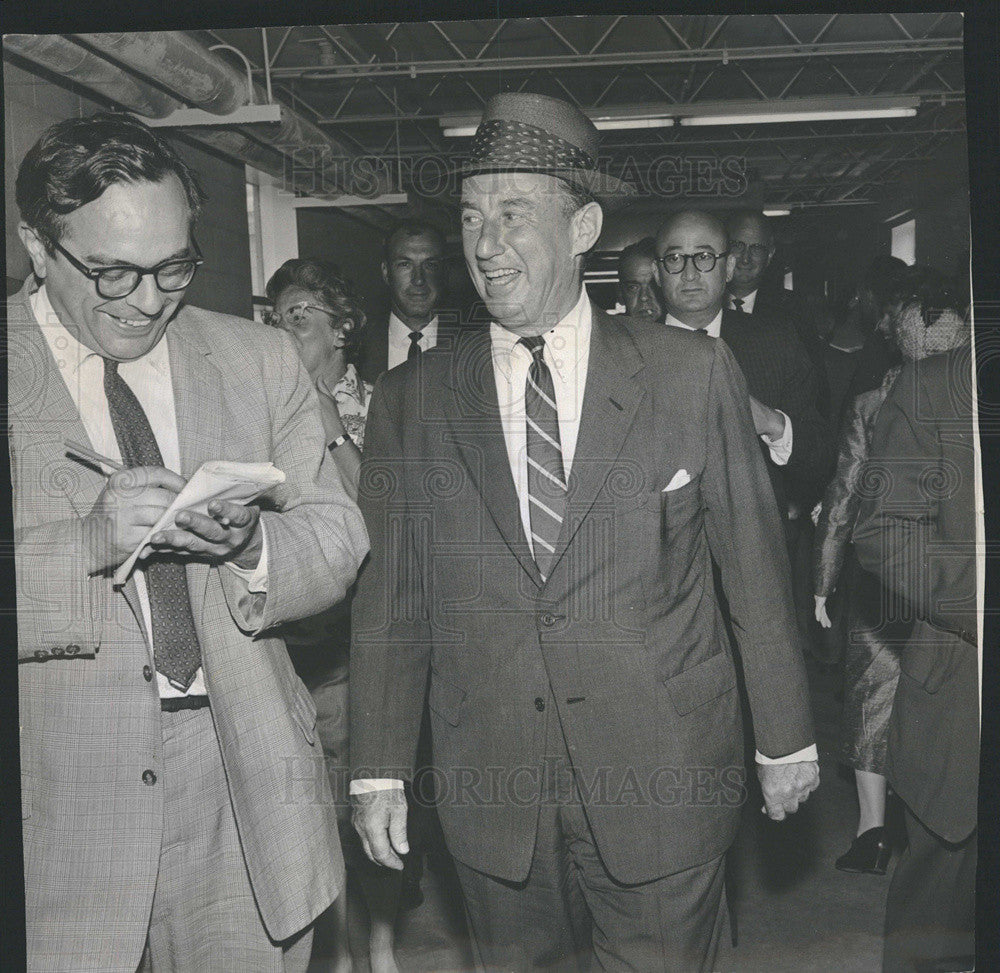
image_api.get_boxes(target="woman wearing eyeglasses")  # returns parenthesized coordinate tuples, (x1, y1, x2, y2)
(265, 259, 403, 973)
(265, 259, 371, 499)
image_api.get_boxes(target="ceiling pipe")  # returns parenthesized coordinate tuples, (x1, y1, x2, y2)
(73, 31, 387, 197)
(4, 33, 292, 186)
(4, 33, 179, 118)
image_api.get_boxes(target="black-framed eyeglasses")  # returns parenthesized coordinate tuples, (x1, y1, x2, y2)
(729, 241, 771, 259)
(657, 251, 729, 275)
(47, 235, 203, 299)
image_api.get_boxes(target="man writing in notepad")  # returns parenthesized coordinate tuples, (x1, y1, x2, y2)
(9, 111, 368, 971)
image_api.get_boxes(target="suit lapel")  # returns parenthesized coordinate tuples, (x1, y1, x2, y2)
(548, 307, 645, 577)
(442, 328, 543, 587)
(6, 286, 152, 635)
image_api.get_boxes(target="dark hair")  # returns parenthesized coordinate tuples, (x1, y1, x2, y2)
(857, 254, 908, 321)
(886, 265, 964, 328)
(382, 220, 447, 264)
(619, 236, 658, 267)
(265, 258, 368, 363)
(15, 111, 207, 249)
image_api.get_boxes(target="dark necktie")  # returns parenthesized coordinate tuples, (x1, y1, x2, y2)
(520, 335, 567, 582)
(732, 297, 745, 312)
(103, 358, 203, 691)
(408, 330, 423, 360)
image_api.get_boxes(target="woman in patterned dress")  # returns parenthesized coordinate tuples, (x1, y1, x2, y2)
(813, 266, 970, 876)
(266, 260, 400, 973)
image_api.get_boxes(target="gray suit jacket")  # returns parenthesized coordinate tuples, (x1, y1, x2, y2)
(351, 303, 813, 885)
(9, 284, 369, 970)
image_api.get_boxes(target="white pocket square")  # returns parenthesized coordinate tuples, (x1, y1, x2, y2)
(663, 469, 691, 492)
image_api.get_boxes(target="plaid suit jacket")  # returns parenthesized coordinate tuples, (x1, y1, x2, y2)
(8, 284, 369, 971)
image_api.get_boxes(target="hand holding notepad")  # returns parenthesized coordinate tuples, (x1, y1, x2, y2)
(113, 460, 285, 586)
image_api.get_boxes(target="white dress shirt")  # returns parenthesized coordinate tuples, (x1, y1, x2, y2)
(352, 289, 814, 794)
(728, 289, 758, 313)
(665, 309, 792, 466)
(387, 312, 439, 370)
(32, 285, 268, 698)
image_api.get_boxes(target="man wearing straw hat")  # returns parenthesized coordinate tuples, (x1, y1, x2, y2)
(351, 92, 818, 970)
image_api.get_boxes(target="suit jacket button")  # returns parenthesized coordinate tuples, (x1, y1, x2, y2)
(534, 697, 546, 711)
(143, 665, 154, 682)
(540, 612, 555, 627)
(142, 769, 157, 786)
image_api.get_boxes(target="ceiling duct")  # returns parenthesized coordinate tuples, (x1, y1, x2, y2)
(73, 31, 385, 198)
(5, 32, 389, 200)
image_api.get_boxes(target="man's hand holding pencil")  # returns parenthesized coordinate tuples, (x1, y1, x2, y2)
(66, 440, 272, 578)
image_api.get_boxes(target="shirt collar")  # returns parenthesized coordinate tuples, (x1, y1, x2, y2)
(730, 289, 758, 312)
(30, 284, 171, 377)
(665, 308, 723, 338)
(490, 285, 591, 357)
(389, 311, 438, 336)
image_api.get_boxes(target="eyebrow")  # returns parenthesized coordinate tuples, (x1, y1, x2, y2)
(80, 245, 195, 265)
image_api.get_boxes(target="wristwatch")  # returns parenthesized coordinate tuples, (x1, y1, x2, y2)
(327, 434, 350, 452)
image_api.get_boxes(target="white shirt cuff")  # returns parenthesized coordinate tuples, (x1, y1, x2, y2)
(761, 410, 792, 466)
(350, 778, 405, 794)
(755, 744, 818, 765)
(223, 519, 269, 593)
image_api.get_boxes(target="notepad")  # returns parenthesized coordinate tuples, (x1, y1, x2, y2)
(113, 460, 286, 586)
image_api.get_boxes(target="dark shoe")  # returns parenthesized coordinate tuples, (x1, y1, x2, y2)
(836, 826, 891, 874)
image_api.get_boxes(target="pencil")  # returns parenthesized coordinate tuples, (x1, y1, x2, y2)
(64, 439, 125, 474)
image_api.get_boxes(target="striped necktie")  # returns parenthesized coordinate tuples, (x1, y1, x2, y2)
(103, 358, 203, 691)
(520, 335, 567, 582)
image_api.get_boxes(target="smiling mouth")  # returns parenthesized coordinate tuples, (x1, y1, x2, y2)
(482, 268, 521, 287)
(103, 311, 158, 330)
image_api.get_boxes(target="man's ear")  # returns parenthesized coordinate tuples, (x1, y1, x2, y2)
(380, 260, 389, 287)
(725, 252, 737, 284)
(571, 201, 603, 257)
(18, 223, 49, 280)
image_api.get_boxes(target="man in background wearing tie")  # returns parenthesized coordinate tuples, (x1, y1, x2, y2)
(655, 210, 831, 523)
(350, 92, 818, 971)
(356, 220, 448, 383)
(9, 112, 369, 971)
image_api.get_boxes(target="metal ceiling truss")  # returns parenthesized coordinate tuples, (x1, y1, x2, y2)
(192, 15, 965, 217)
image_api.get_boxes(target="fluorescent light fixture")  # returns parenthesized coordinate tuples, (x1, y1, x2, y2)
(681, 108, 916, 126)
(677, 95, 920, 127)
(763, 208, 791, 216)
(593, 117, 673, 131)
(441, 96, 919, 136)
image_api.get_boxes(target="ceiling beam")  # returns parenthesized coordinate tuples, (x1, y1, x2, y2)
(256, 38, 962, 80)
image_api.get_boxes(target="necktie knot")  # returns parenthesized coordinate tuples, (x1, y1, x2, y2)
(519, 334, 546, 359)
(732, 298, 745, 312)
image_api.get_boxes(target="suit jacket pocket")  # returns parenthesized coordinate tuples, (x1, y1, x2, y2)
(660, 475, 703, 535)
(428, 671, 467, 727)
(663, 651, 737, 715)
